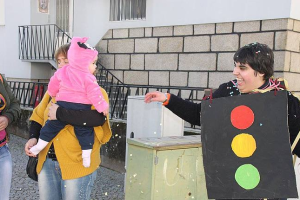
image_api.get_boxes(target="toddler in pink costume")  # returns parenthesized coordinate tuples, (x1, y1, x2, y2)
(30, 37, 109, 167)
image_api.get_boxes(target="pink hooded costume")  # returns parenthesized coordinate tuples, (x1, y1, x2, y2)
(48, 37, 108, 113)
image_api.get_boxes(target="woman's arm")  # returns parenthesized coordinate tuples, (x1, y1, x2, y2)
(24, 121, 41, 157)
(26, 92, 48, 156)
(49, 103, 106, 127)
(288, 92, 300, 137)
(29, 121, 42, 139)
(287, 92, 300, 156)
(164, 83, 229, 126)
(144, 91, 201, 126)
(57, 107, 106, 127)
(25, 121, 41, 156)
(166, 94, 201, 126)
(2, 78, 21, 124)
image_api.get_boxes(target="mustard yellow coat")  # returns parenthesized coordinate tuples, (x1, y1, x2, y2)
(30, 88, 112, 180)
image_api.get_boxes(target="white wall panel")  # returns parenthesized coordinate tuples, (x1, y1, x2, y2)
(0, 0, 31, 78)
(74, 0, 294, 46)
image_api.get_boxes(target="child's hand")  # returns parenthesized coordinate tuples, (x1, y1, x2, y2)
(103, 108, 109, 116)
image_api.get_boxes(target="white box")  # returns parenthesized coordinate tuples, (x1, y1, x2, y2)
(124, 95, 185, 189)
(126, 95, 184, 139)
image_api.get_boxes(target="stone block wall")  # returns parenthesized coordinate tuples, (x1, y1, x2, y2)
(96, 18, 300, 97)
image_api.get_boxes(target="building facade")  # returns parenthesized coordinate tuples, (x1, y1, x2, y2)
(0, 0, 299, 95)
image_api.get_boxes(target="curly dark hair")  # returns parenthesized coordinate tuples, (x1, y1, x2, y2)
(233, 42, 274, 80)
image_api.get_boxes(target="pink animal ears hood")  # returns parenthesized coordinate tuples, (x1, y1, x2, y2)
(67, 37, 98, 72)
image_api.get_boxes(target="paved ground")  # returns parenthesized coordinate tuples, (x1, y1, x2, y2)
(9, 134, 125, 200)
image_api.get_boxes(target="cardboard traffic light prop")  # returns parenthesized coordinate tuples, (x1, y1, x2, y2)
(201, 91, 298, 199)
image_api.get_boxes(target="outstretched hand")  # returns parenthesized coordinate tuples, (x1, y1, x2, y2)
(144, 91, 166, 103)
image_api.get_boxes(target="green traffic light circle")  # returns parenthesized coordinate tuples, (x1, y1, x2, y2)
(235, 164, 260, 190)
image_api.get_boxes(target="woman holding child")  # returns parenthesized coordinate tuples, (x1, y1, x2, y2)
(25, 40, 111, 200)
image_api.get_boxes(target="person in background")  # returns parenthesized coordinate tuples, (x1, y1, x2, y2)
(145, 42, 300, 200)
(25, 42, 112, 200)
(0, 73, 21, 200)
(55, 43, 70, 68)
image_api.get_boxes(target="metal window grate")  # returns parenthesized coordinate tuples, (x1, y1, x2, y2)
(110, 0, 146, 21)
(56, 0, 69, 33)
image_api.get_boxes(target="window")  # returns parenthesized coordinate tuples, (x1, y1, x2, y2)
(110, 0, 146, 21)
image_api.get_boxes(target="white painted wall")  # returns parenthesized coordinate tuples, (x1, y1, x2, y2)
(31, 62, 53, 79)
(0, 0, 57, 79)
(0, 0, 32, 78)
(291, 0, 300, 20)
(28, 0, 58, 79)
(30, 0, 56, 25)
(0, 0, 5, 25)
(74, 0, 294, 46)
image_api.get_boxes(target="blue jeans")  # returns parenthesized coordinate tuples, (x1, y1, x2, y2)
(38, 158, 97, 200)
(0, 144, 12, 200)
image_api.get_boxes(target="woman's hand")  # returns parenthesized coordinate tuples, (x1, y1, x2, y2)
(48, 102, 59, 120)
(0, 116, 9, 131)
(144, 91, 166, 103)
(25, 138, 38, 157)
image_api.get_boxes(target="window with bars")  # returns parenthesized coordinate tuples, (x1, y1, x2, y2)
(56, 0, 69, 32)
(110, 0, 146, 21)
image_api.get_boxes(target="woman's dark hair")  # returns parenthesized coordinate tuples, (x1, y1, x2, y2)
(234, 42, 274, 80)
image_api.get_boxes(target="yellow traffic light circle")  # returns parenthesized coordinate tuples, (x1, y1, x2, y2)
(231, 133, 256, 158)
